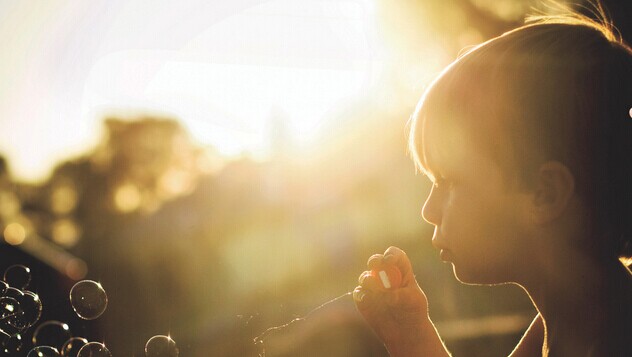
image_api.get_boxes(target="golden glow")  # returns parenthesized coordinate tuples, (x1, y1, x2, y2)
(83, 1, 380, 162)
(65, 258, 88, 281)
(51, 184, 78, 214)
(0, 1, 389, 182)
(4, 222, 26, 245)
(140, 196, 161, 215)
(0, 191, 21, 218)
(195, 153, 224, 175)
(114, 183, 142, 213)
(51, 219, 81, 248)
(157, 169, 195, 199)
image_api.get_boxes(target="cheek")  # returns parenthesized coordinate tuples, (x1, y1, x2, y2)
(442, 188, 511, 248)
(441, 188, 487, 235)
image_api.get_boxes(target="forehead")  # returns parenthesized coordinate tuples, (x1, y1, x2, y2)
(420, 114, 493, 179)
(411, 45, 521, 184)
(421, 113, 472, 177)
(417, 107, 516, 187)
(423, 117, 515, 194)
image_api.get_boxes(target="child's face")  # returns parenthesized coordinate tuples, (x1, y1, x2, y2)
(420, 122, 530, 284)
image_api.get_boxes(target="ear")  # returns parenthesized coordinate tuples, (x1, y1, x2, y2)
(530, 161, 575, 225)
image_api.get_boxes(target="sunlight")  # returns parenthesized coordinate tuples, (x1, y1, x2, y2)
(83, 0, 381, 160)
(0, 0, 383, 182)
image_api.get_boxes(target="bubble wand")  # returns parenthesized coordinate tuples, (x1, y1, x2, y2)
(252, 266, 402, 346)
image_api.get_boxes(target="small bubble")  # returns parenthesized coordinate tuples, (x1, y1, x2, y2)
(145, 335, 179, 357)
(77, 342, 111, 357)
(3, 265, 31, 289)
(60, 337, 88, 357)
(629, 107, 632, 118)
(27, 346, 60, 357)
(11, 291, 42, 329)
(69, 280, 108, 320)
(32, 321, 72, 352)
(2, 286, 24, 300)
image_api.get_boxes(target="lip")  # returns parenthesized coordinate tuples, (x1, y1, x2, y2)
(439, 249, 454, 262)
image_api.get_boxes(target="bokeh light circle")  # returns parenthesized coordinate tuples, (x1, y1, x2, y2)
(69, 280, 108, 320)
(145, 335, 179, 357)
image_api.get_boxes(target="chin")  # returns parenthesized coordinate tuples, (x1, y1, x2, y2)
(452, 263, 511, 286)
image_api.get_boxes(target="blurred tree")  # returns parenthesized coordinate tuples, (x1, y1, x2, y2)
(4, 1, 627, 356)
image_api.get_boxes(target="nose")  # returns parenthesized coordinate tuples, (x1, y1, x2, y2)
(421, 186, 442, 226)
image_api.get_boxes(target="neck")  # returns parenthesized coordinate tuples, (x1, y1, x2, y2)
(520, 251, 632, 356)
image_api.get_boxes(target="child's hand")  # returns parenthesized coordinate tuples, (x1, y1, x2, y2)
(353, 246, 432, 355)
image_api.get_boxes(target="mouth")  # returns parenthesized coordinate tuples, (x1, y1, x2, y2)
(439, 249, 454, 262)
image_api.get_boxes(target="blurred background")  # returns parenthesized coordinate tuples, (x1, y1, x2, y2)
(0, 0, 629, 356)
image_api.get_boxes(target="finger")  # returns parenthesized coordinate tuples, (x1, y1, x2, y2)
(353, 286, 374, 312)
(383, 246, 414, 283)
(352, 286, 365, 303)
(358, 271, 371, 285)
(383, 246, 407, 262)
(366, 254, 384, 270)
(358, 271, 383, 291)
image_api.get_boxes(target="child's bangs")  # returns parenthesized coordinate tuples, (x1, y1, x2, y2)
(409, 56, 500, 181)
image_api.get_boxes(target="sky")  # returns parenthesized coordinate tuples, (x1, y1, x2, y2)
(0, 0, 384, 182)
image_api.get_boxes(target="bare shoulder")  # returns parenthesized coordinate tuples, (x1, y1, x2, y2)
(509, 314, 543, 357)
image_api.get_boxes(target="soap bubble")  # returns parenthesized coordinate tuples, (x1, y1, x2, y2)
(2, 332, 23, 354)
(32, 321, 72, 351)
(77, 342, 111, 357)
(3, 264, 31, 289)
(145, 335, 179, 357)
(69, 280, 108, 320)
(27, 346, 61, 357)
(11, 290, 43, 329)
(0, 280, 7, 295)
(60, 337, 88, 357)
(2, 286, 24, 300)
